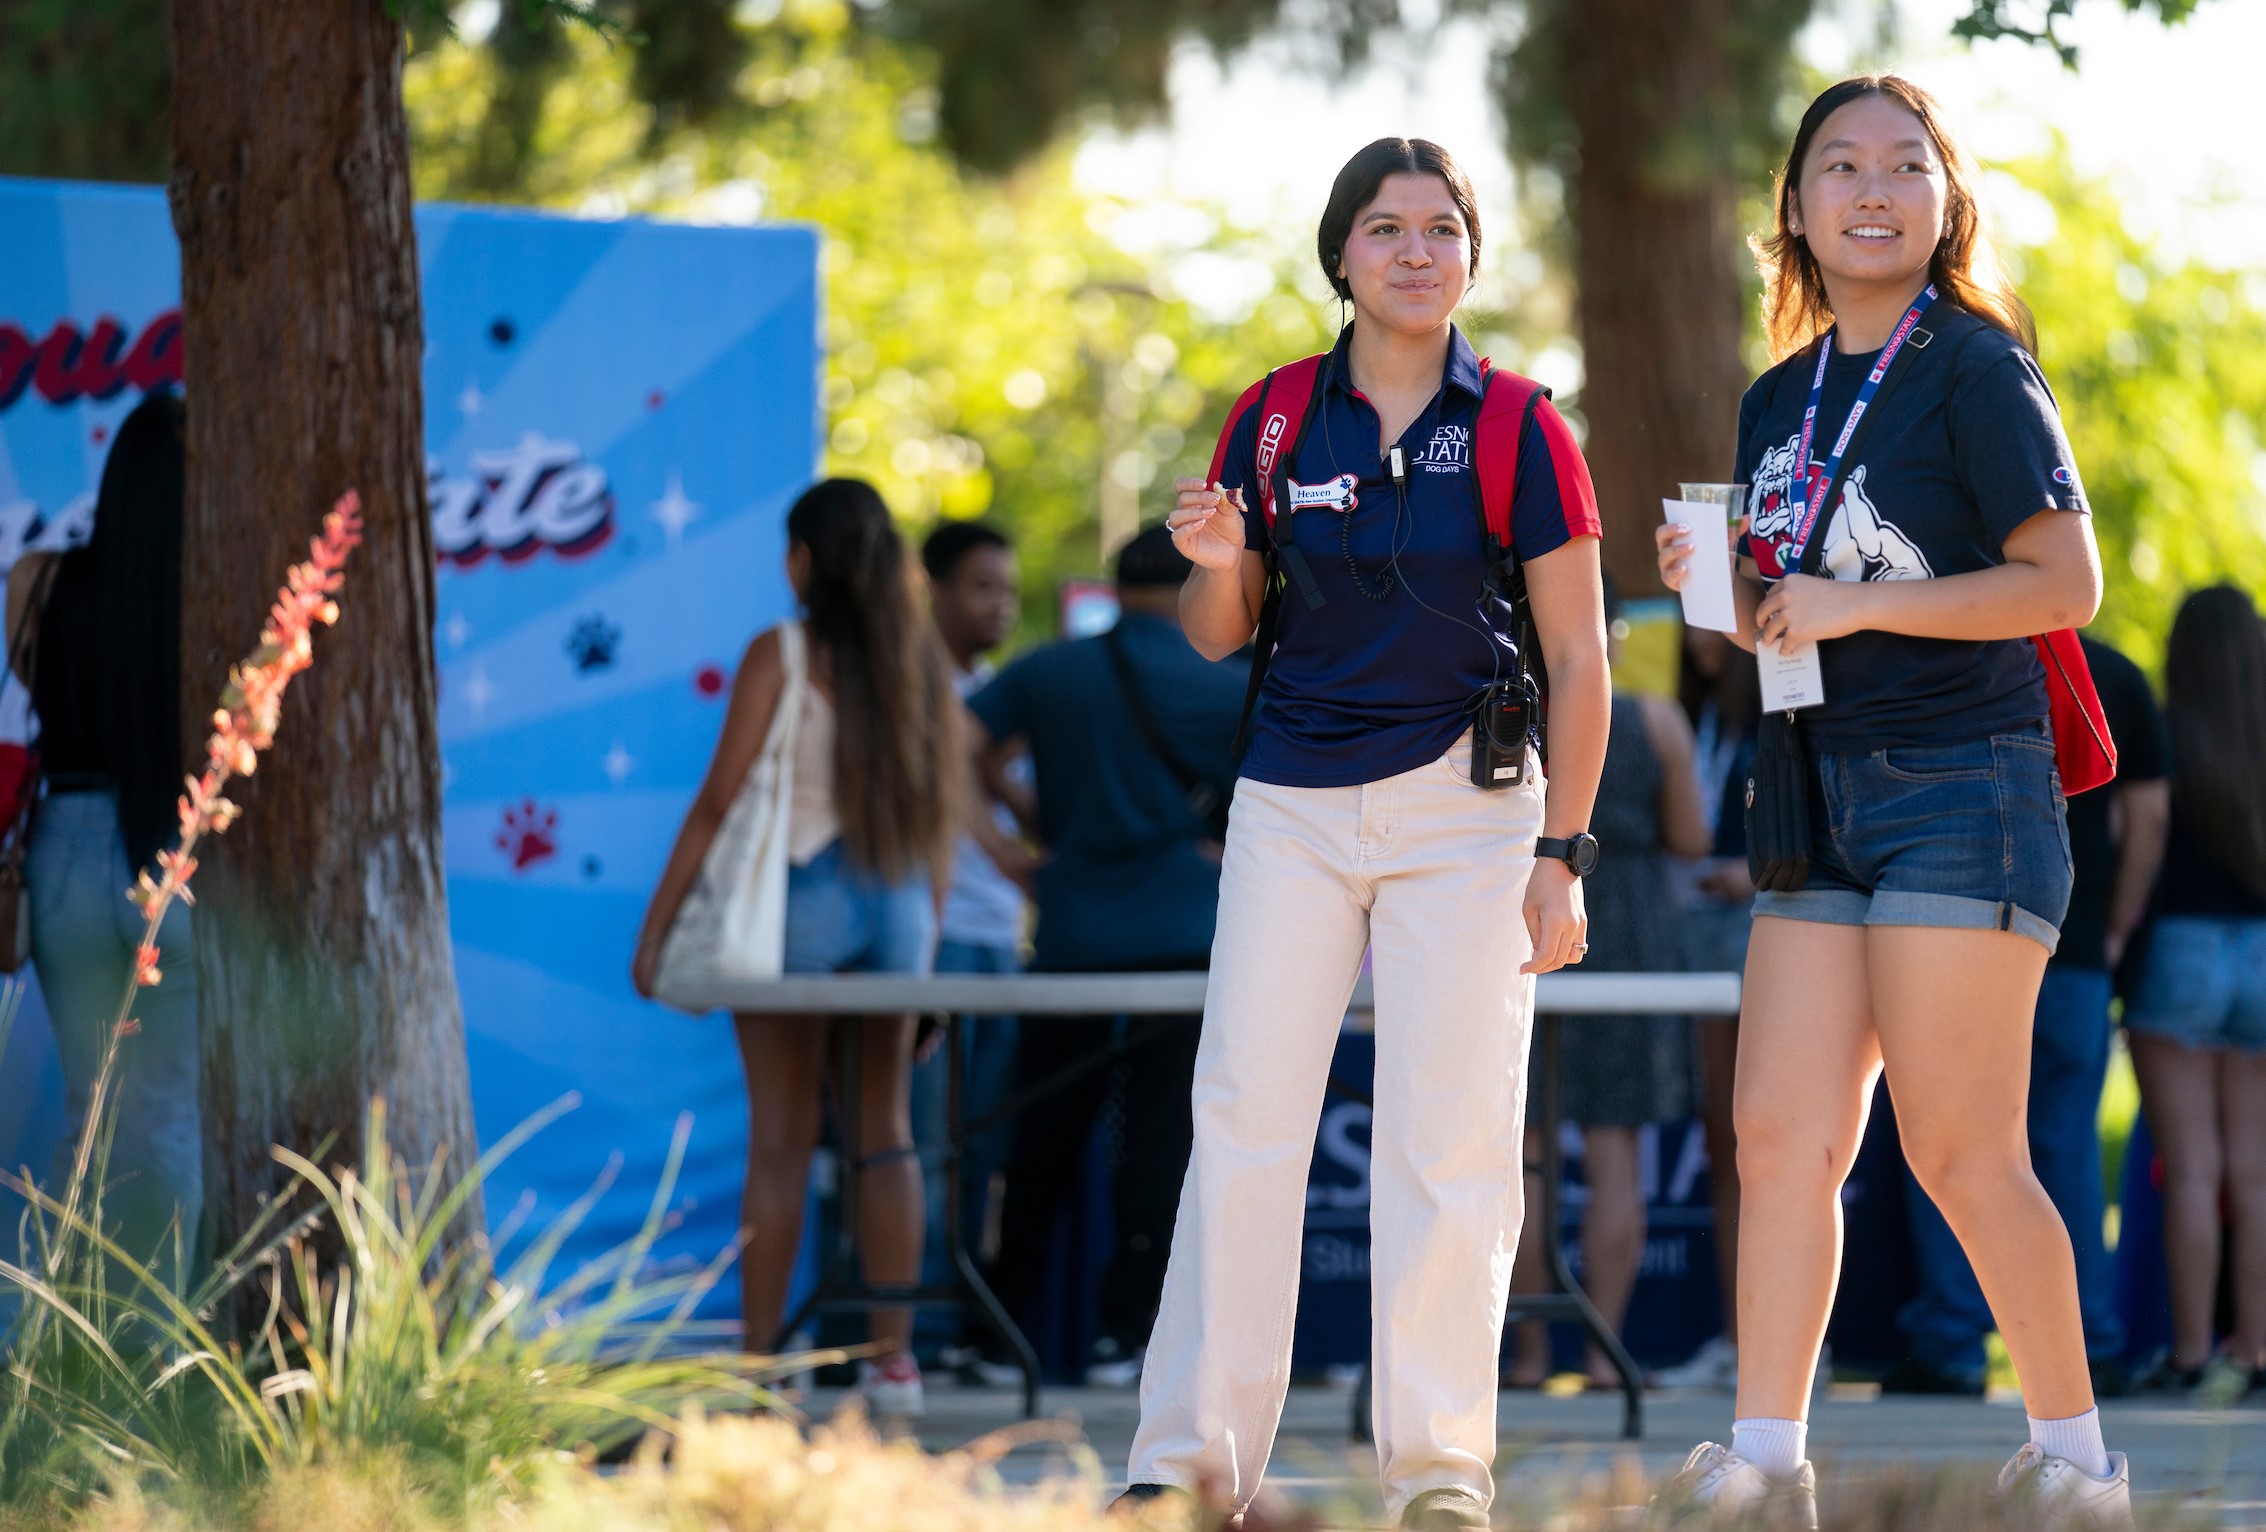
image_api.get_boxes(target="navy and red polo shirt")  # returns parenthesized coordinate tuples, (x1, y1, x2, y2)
(1212, 323, 1600, 788)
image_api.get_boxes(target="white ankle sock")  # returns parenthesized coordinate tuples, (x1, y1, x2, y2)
(1731, 1417, 1808, 1477)
(2027, 1409, 2110, 1478)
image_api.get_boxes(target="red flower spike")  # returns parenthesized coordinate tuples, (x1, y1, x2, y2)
(58, 490, 364, 1289)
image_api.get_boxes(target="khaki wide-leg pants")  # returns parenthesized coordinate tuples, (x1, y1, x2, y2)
(1130, 745, 1544, 1519)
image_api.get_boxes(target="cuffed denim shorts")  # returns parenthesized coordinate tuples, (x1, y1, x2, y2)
(1752, 722, 2073, 954)
(783, 837, 937, 976)
(2125, 916, 2266, 1053)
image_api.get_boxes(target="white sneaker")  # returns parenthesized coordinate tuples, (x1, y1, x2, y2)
(962, 1356, 1027, 1390)
(1085, 1341, 1145, 1389)
(857, 1354, 925, 1418)
(1997, 1444, 2132, 1528)
(1652, 1444, 1818, 1529)
(1656, 1336, 1739, 1392)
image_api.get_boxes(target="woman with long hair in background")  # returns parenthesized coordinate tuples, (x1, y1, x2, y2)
(633, 478, 960, 1416)
(6, 391, 198, 1290)
(1658, 76, 2125, 1522)
(2124, 586, 2266, 1404)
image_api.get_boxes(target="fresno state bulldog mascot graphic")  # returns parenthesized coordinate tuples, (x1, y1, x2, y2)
(1749, 435, 1931, 584)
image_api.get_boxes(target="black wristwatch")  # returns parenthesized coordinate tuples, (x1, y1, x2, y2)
(1535, 832, 1600, 878)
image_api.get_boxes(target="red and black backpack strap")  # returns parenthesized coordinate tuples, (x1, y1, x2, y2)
(1248, 353, 1330, 612)
(1225, 351, 1330, 755)
(1472, 360, 1552, 688)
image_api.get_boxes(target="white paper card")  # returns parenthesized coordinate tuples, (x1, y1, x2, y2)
(1663, 498, 1737, 633)
(1758, 641, 1826, 712)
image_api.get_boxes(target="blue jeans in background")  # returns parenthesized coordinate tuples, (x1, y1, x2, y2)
(910, 938, 1021, 1352)
(1899, 965, 2126, 1374)
(27, 789, 202, 1289)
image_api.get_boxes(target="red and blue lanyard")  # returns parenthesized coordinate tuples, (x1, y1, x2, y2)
(1782, 283, 1937, 568)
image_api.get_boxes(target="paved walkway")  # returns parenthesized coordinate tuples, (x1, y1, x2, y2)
(802, 1379, 2266, 1528)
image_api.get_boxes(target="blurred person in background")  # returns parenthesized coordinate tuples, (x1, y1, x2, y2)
(2124, 586, 2266, 1405)
(1656, 625, 1763, 1393)
(632, 478, 960, 1417)
(1507, 582, 1710, 1391)
(6, 392, 198, 1292)
(963, 524, 1244, 1389)
(1888, 630, 2164, 1398)
(911, 520, 1032, 1366)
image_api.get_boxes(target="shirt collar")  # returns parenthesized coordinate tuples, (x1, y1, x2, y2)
(1323, 323, 1486, 401)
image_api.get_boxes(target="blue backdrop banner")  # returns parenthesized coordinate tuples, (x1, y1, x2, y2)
(0, 177, 818, 1330)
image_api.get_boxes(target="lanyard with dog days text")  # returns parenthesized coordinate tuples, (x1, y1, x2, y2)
(1783, 282, 1938, 569)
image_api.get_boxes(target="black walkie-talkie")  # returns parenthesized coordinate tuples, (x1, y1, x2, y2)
(1472, 672, 1538, 789)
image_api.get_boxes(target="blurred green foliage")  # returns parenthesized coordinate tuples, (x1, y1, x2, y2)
(404, 2, 1567, 635)
(2003, 153, 2266, 672)
(1955, 0, 2210, 66)
(1, 0, 2255, 656)
(0, 0, 169, 183)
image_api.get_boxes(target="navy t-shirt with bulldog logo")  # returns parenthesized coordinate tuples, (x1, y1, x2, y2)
(1213, 323, 1601, 788)
(1734, 307, 2089, 754)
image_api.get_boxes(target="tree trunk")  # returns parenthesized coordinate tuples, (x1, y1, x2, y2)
(1553, 0, 1804, 596)
(168, 1, 479, 1263)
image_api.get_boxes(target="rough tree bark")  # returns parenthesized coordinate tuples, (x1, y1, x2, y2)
(168, 0, 479, 1261)
(1517, 0, 1812, 595)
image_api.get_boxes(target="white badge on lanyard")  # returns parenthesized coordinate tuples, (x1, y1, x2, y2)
(1759, 641, 1826, 712)
(1761, 285, 1938, 712)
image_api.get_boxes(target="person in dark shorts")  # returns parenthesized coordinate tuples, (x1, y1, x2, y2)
(1508, 587, 1710, 1391)
(1655, 627, 1763, 1393)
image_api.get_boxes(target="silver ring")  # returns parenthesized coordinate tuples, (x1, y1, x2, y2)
(1573, 943, 1589, 953)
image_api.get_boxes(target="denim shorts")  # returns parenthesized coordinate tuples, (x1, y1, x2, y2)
(1752, 723, 2073, 953)
(2124, 916, 2266, 1053)
(783, 837, 937, 975)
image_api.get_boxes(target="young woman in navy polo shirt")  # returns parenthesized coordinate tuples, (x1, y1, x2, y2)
(1657, 77, 2127, 1524)
(1119, 138, 1611, 1532)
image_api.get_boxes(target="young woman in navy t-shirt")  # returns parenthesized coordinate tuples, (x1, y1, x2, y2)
(1656, 77, 2128, 1522)
(1118, 138, 1611, 1531)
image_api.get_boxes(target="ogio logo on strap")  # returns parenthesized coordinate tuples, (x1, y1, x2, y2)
(1256, 410, 1289, 478)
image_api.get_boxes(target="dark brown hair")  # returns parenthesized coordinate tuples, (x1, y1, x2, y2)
(30, 391, 185, 875)
(2165, 585, 2266, 898)
(788, 478, 960, 882)
(1755, 75, 2034, 361)
(1317, 137, 1481, 302)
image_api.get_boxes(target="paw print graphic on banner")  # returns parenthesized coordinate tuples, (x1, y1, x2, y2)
(496, 800, 559, 871)
(566, 612, 620, 673)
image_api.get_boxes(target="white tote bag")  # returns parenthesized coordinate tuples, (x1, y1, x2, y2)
(655, 620, 808, 1009)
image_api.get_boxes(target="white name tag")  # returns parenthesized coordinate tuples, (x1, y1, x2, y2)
(1288, 473, 1359, 513)
(1758, 641, 1826, 712)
